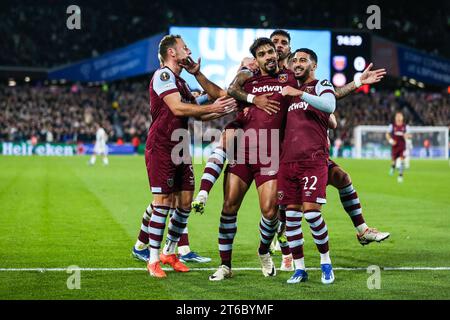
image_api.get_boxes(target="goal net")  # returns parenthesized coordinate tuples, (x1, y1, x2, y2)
(353, 125, 449, 160)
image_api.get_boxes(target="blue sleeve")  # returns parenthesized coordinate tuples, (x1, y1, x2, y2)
(195, 94, 209, 105)
(302, 92, 336, 113)
(153, 68, 178, 97)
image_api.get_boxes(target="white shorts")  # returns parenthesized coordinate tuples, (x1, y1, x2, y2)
(94, 143, 108, 155)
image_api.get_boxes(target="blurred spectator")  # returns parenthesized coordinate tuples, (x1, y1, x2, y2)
(0, 1, 448, 68)
(1, 81, 448, 147)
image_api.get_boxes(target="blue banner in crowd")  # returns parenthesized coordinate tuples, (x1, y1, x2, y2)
(81, 144, 136, 155)
(48, 33, 164, 82)
(398, 46, 450, 86)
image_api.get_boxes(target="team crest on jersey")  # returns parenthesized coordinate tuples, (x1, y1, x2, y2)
(305, 191, 312, 197)
(278, 74, 288, 83)
(160, 71, 171, 82)
(229, 160, 237, 168)
(167, 178, 174, 187)
(252, 80, 258, 85)
(304, 86, 314, 93)
(277, 191, 284, 200)
(320, 79, 332, 87)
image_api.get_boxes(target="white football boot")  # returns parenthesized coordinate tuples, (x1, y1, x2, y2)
(209, 265, 233, 281)
(357, 228, 390, 246)
(258, 252, 276, 277)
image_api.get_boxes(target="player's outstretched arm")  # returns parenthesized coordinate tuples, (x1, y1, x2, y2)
(335, 63, 387, 100)
(228, 70, 280, 115)
(180, 57, 227, 99)
(163, 93, 236, 118)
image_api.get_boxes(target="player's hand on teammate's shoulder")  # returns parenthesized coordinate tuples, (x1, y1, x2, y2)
(253, 93, 280, 115)
(240, 57, 259, 73)
(281, 85, 302, 97)
(180, 56, 201, 75)
(206, 96, 238, 114)
(360, 62, 387, 85)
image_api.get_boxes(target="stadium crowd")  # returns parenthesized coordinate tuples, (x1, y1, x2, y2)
(1, 0, 449, 67)
(1, 83, 448, 147)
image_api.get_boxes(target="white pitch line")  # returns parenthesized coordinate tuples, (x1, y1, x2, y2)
(0, 267, 450, 272)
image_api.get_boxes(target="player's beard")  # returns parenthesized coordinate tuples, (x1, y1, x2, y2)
(277, 50, 289, 61)
(264, 59, 278, 75)
(294, 65, 310, 82)
(177, 55, 192, 67)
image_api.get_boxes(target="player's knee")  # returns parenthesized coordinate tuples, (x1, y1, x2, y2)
(260, 202, 277, 220)
(340, 172, 352, 186)
(331, 168, 351, 188)
(222, 199, 240, 214)
(178, 199, 192, 212)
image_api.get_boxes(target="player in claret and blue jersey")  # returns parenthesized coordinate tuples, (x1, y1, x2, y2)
(386, 111, 411, 183)
(133, 34, 237, 278)
(279, 48, 337, 284)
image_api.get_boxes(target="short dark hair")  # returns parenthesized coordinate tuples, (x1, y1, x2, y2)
(270, 29, 291, 42)
(293, 48, 318, 64)
(158, 34, 181, 62)
(250, 37, 276, 58)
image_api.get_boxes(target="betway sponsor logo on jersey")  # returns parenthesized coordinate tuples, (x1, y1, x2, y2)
(252, 85, 283, 94)
(288, 101, 309, 112)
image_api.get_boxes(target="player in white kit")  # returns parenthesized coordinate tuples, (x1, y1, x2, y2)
(89, 123, 109, 166)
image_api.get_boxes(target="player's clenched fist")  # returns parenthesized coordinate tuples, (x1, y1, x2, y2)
(281, 85, 302, 97)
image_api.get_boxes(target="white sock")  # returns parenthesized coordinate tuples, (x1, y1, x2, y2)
(134, 240, 148, 251)
(320, 251, 331, 265)
(90, 156, 96, 164)
(356, 223, 369, 234)
(178, 245, 191, 256)
(294, 258, 305, 270)
(103, 157, 109, 165)
(149, 248, 160, 264)
(282, 254, 292, 260)
(162, 240, 177, 255)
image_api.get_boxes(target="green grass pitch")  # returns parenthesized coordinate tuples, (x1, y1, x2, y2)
(0, 156, 449, 300)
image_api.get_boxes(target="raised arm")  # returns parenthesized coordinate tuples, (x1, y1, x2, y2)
(180, 57, 227, 99)
(335, 63, 387, 100)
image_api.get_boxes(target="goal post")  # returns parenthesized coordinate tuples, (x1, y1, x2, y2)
(353, 125, 449, 159)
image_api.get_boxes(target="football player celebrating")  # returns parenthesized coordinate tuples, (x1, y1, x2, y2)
(193, 30, 389, 264)
(209, 38, 299, 281)
(279, 48, 337, 284)
(136, 34, 236, 278)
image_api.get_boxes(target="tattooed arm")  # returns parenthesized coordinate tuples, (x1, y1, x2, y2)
(334, 82, 358, 100)
(227, 69, 254, 103)
(335, 63, 387, 100)
(227, 70, 281, 115)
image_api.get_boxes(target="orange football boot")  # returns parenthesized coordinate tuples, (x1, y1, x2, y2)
(160, 253, 190, 272)
(147, 261, 167, 278)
